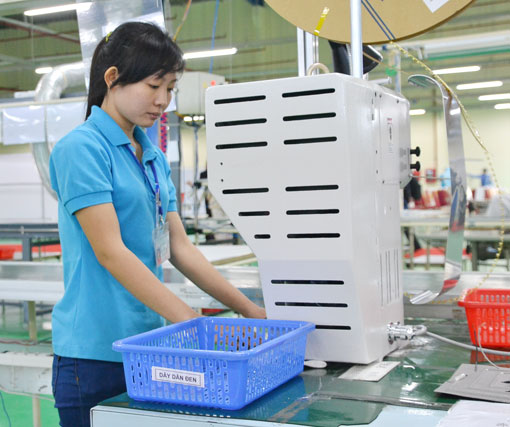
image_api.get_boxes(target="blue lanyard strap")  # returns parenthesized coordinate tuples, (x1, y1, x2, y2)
(149, 162, 164, 224)
(125, 146, 164, 224)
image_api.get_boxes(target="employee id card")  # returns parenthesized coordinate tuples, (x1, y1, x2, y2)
(153, 221, 170, 266)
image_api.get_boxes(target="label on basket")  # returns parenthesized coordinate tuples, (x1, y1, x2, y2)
(152, 367, 205, 388)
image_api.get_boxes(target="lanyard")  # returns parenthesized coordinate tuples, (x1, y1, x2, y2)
(125, 146, 164, 225)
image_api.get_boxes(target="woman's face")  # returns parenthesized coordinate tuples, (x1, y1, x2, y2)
(105, 72, 177, 132)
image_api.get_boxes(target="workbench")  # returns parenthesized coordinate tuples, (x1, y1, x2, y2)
(400, 212, 510, 269)
(2, 262, 510, 426)
(90, 316, 494, 426)
(415, 229, 510, 271)
(0, 222, 59, 262)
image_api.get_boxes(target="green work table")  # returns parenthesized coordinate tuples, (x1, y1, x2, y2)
(91, 318, 489, 426)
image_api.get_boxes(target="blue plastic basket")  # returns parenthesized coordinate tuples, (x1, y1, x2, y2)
(113, 317, 314, 410)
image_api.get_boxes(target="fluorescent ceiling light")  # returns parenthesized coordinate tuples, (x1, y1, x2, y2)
(35, 66, 53, 74)
(495, 103, 510, 110)
(409, 109, 426, 116)
(183, 48, 237, 60)
(456, 81, 502, 90)
(183, 115, 205, 122)
(24, 2, 91, 17)
(479, 93, 510, 101)
(433, 66, 480, 75)
(400, 30, 510, 55)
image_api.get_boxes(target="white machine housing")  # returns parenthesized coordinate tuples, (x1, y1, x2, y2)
(205, 73, 409, 363)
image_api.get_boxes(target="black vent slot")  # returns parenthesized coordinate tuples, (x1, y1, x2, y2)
(239, 211, 270, 217)
(222, 188, 269, 194)
(214, 95, 266, 104)
(283, 112, 336, 122)
(316, 325, 352, 330)
(275, 302, 347, 307)
(215, 118, 267, 127)
(286, 185, 338, 192)
(287, 209, 339, 215)
(284, 136, 337, 145)
(288, 233, 340, 239)
(282, 88, 335, 98)
(271, 279, 344, 285)
(216, 141, 267, 150)
(254, 234, 271, 239)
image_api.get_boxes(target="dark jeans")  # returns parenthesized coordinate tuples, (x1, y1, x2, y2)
(52, 355, 126, 427)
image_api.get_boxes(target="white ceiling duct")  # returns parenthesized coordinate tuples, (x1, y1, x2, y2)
(32, 62, 85, 199)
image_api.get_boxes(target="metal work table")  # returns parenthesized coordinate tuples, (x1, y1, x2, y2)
(400, 213, 509, 228)
(0, 223, 59, 343)
(415, 229, 510, 271)
(401, 213, 509, 269)
(90, 318, 488, 426)
(0, 223, 59, 261)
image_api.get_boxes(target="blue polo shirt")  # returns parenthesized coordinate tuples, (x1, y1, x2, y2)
(49, 106, 177, 362)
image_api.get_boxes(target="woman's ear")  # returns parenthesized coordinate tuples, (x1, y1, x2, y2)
(103, 66, 119, 89)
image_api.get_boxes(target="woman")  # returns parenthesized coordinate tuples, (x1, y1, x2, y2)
(49, 22, 265, 427)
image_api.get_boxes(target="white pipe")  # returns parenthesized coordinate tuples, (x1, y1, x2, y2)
(32, 63, 85, 199)
(350, 0, 363, 78)
(297, 28, 318, 77)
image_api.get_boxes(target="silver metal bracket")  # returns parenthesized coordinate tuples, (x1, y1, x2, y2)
(387, 322, 425, 345)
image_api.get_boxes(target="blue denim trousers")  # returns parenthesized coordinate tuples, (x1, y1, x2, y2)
(52, 355, 126, 427)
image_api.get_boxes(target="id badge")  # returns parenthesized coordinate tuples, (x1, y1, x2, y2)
(152, 221, 170, 266)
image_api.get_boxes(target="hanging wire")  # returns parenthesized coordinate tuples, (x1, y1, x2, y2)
(209, 0, 221, 74)
(173, 0, 192, 41)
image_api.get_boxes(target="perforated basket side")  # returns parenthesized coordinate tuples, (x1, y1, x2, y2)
(460, 289, 510, 348)
(114, 318, 314, 409)
(244, 329, 308, 404)
(459, 289, 510, 308)
(122, 348, 249, 408)
(117, 319, 205, 350)
(203, 318, 301, 352)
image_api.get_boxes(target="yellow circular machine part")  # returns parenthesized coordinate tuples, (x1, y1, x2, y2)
(265, 0, 474, 44)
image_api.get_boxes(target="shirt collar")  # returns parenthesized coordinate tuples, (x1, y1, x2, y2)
(89, 106, 158, 163)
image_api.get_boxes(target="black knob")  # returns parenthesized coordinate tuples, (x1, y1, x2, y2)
(411, 161, 421, 172)
(410, 146, 421, 157)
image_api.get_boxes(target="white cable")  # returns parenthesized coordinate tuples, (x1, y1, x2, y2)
(412, 324, 427, 336)
(306, 62, 330, 76)
(476, 327, 508, 370)
(426, 330, 510, 357)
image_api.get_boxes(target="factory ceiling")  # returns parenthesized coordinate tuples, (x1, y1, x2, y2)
(0, 0, 508, 113)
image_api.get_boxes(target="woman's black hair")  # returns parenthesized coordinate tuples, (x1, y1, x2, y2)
(86, 22, 185, 119)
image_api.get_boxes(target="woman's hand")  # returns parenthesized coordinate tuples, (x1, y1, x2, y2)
(167, 211, 267, 319)
(241, 303, 266, 319)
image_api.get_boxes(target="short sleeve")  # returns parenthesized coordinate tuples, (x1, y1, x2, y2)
(50, 130, 113, 215)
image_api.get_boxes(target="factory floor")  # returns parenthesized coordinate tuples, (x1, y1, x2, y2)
(0, 303, 59, 427)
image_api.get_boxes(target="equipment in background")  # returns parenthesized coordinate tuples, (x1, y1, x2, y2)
(176, 71, 225, 115)
(206, 72, 412, 364)
(329, 41, 382, 75)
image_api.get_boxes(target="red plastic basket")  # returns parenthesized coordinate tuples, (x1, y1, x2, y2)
(0, 247, 15, 260)
(458, 288, 510, 349)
